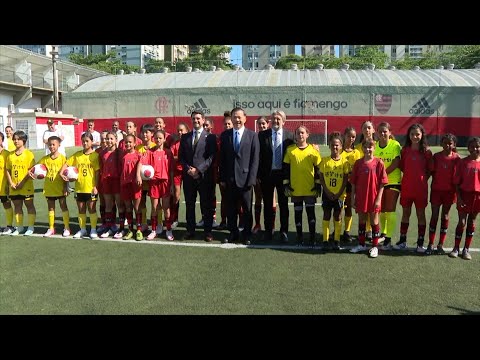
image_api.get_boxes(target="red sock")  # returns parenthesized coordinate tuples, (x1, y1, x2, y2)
(358, 223, 366, 246)
(400, 222, 409, 236)
(151, 216, 157, 231)
(136, 213, 142, 229)
(372, 224, 380, 247)
(118, 212, 125, 230)
(455, 225, 464, 249)
(126, 212, 134, 230)
(428, 218, 437, 244)
(465, 224, 475, 249)
(439, 219, 448, 245)
(418, 224, 426, 239)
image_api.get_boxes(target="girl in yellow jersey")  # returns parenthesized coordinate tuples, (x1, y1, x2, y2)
(5, 130, 36, 236)
(0, 132, 14, 234)
(374, 122, 402, 250)
(61, 132, 100, 239)
(340, 127, 362, 242)
(319, 132, 350, 251)
(283, 126, 322, 246)
(37, 136, 71, 237)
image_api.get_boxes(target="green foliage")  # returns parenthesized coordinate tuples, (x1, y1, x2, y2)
(68, 50, 140, 74)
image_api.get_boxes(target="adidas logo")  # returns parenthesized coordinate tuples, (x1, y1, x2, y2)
(185, 97, 211, 114)
(409, 97, 434, 115)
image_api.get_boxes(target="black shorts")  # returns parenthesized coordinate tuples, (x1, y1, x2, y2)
(10, 194, 34, 201)
(0, 195, 9, 203)
(46, 196, 67, 201)
(322, 196, 344, 211)
(384, 184, 401, 192)
(346, 182, 352, 193)
(75, 193, 97, 202)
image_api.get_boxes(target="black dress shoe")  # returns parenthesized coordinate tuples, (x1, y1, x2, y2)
(183, 232, 195, 240)
(244, 238, 251, 245)
(204, 233, 214, 242)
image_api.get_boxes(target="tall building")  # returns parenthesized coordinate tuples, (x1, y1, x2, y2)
(242, 45, 295, 70)
(110, 45, 165, 68)
(338, 45, 452, 61)
(301, 45, 335, 56)
(17, 45, 53, 57)
(188, 45, 231, 64)
(164, 45, 189, 64)
(58, 45, 112, 60)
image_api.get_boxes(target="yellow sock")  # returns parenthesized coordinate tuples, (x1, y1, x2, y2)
(366, 214, 372, 233)
(15, 213, 23, 227)
(157, 210, 163, 224)
(334, 220, 342, 241)
(344, 216, 352, 232)
(48, 211, 55, 229)
(27, 213, 36, 227)
(322, 220, 330, 242)
(89, 212, 98, 229)
(386, 212, 397, 238)
(79, 214, 87, 229)
(142, 208, 147, 224)
(62, 211, 70, 230)
(380, 212, 387, 234)
(5, 207, 13, 226)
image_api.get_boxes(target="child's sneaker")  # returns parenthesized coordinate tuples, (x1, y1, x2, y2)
(448, 248, 459, 258)
(73, 229, 87, 238)
(2, 226, 15, 235)
(381, 240, 393, 251)
(166, 229, 174, 241)
(331, 240, 340, 251)
(350, 244, 367, 253)
(462, 248, 472, 260)
(425, 244, 434, 255)
(44, 229, 55, 237)
(436, 244, 446, 255)
(100, 228, 113, 238)
(90, 229, 98, 239)
(393, 240, 408, 250)
(369, 246, 379, 258)
(146, 230, 156, 240)
(62, 229, 71, 237)
(135, 230, 143, 241)
(24, 227, 35, 236)
(123, 230, 134, 240)
(416, 245, 426, 253)
(155, 223, 164, 235)
(113, 230, 125, 239)
(11, 226, 25, 236)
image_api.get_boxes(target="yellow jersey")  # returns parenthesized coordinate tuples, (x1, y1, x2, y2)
(67, 151, 100, 194)
(374, 139, 402, 185)
(0, 149, 10, 196)
(283, 144, 322, 196)
(6, 149, 35, 196)
(39, 154, 68, 197)
(319, 156, 350, 199)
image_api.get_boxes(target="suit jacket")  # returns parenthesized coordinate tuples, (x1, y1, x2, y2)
(219, 127, 260, 188)
(257, 128, 294, 180)
(179, 129, 217, 179)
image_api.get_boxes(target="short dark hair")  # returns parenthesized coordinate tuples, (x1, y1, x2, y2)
(191, 109, 205, 118)
(13, 130, 27, 143)
(48, 136, 62, 143)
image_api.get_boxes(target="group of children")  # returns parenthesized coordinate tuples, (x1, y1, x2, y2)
(284, 120, 478, 259)
(1, 117, 478, 261)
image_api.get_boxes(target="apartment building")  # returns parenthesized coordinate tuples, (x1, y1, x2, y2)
(301, 45, 335, 57)
(242, 45, 295, 70)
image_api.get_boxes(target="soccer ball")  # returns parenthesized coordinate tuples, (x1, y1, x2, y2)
(140, 164, 155, 180)
(32, 164, 48, 179)
(63, 166, 79, 181)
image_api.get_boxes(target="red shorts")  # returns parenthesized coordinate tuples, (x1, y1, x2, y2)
(400, 192, 428, 209)
(457, 191, 480, 213)
(173, 170, 183, 186)
(120, 182, 142, 201)
(430, 189, 456, 206)
(149, 179, 171, 199)
(101, 177, 120, 195)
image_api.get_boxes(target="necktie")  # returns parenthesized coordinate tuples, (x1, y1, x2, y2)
(234, 131, 240, 153)
(193, 130, 199, 146)
(274, 131, 282, 168)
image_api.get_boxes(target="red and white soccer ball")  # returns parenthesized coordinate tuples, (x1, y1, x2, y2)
(140, 164, 154, 180)
(63, 166, 79, 181)
(32, 164, 48, 179)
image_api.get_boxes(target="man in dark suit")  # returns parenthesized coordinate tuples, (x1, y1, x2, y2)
(219, 107, 260, 245)
(179, 110, 217, 242)
(258, 109, 294, 243)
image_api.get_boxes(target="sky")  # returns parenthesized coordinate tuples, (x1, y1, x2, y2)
(230, 45, 339, 66)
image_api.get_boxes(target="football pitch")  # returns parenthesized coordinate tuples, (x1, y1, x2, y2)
(0, 146, 479, 315)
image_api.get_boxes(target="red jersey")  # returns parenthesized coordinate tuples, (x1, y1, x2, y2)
(148, 147, 173, 181)
(351, 157, 388, 213)
(170, 140, 182, 172)
(118, 137, 142, 152)
(120, 151, 141, 185)
(430, 151, 460, 191)
(164, 132, 173, 148)
(100, 148, 121, 180)
(400, 146, 432, 197)
(454, 157, 480, 192)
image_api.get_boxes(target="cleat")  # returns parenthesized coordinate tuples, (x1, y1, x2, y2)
(425, 245, 434, 255)
(156, 223, 164, 235)
(378, 234, 386, 244)
(166, 229, 174, 241)
(331, 241, 340, 251)
(350, 244, 367, 253)
(11, 226, 25, 236)
(416, 245, 426, 254)
(44, 229, 55, 237)
(135, 230, 143, 241)
(448, 248, 459, 258)
(252, 224, 261, 234)
(322, 241, 331, 251)
(96, 225, 108, 235)
(461, 249, 472, 260)
(62, 229, 71, 237)
(24, 227, 35, 236)
(146, 230, 156, 240)
(369, 246, 379, 258)
(73, 229, 87, 239)
(113, 230, 125, 239)
(90, 229, 98, 239)
(100, 228, 113, 238)
(123, 230, 134, 240)
(436, 245, 446, 255)
(2, 226, 15, 235)
(393, 241, 408, 250)
(341, 232, 353, 243)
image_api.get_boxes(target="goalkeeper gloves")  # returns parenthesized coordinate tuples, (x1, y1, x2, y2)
(311, 181, 322, 197)
(283, 179, 294, 197)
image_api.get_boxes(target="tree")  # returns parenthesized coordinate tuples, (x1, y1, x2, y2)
(68, 50, 139, 74)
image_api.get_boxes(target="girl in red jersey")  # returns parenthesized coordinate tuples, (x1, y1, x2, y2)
(118, 121, 142, 152)
(427, 133, 460, 255)
(170, 122, 189, 228)
(119, 134, 142, 240)
(139, 130, 174, 241)
(449, 137, 480, 260)
(98, 132, 125, 238)
(393, 123, 433, 253)
(350, 138, 388, 258)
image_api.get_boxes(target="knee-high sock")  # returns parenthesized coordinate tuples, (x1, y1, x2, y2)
(358, 223, 366, 246)
(48, 210, 55, 229)
(89, 212, 98, 229)
(15, 213, 23, 227)
(380, 212, 387, 235)
(5, 207, 13, 227)
(465, 224, 475, 249)
(334, 220, 342, 241)
(386, 212, 396, 239)
(27, 213, 35, 227)
(293, 202, 303, 237)
(344, 216, 352, 233)
(366, 214, 372, 233)
(305, 204, 316, 239)
(454, 224, 464, 249)
(78, 214, 87, 230)
(322, 220, 330, 243)
(62, 211, 70, 230)
(372, 223, 380, 247)
(439, 219, 449, 245)
(141, 208, 147, 225)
